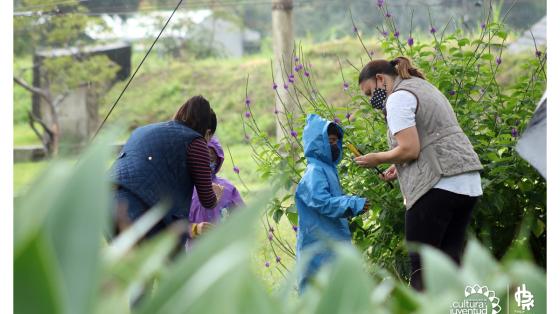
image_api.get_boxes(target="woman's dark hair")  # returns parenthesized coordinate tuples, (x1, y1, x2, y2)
(173, 95, 217, 136)
(358, 56, 425, 84)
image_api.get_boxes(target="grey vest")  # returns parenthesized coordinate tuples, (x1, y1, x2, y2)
(387, 76, 483, 209)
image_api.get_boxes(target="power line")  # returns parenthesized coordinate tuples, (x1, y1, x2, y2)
(93, 0, 184, 138)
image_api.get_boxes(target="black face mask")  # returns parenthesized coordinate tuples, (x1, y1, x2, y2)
(330, 143, 340, 162)
(370, 87, 388, 110)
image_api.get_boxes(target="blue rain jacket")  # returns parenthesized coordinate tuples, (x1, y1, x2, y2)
(295, 114, 366, 290)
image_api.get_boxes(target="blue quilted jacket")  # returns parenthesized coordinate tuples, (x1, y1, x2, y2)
(111, 121, 201, 225)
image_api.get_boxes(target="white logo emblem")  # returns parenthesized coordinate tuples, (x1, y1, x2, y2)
(514, 284, 535, 311)
(450, 284, 501, 314)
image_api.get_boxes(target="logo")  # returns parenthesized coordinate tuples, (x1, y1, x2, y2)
(514, 284, 535, 312)
(450, 284, 501, 314)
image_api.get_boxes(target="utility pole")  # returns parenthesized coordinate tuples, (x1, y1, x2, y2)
(272, 0, 294, 140)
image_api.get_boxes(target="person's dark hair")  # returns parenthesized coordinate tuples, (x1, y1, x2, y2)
(173, 95, 218, 136)
(327, 123, 341, 139)
(358, 56, 425, 84)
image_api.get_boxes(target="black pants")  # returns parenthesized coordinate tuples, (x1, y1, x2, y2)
(405, 188, 478, 291)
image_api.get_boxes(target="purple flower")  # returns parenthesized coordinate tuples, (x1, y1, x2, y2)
(288, 74, 295, 83)
(245, 97, 251, 106)
(233, 166, 240, 174)
(407, 37, 414, 46)
(496, 57, 502, 65)
(290, 130, 298, 138)
(449, 90, 456, 96)
(511, 127, 518, 138)
(245, 111, 251, 118)
(292, 225, 298, 232)
(294, 56, 299, 62)
(382, 31, 388, 37)
(377, 0, 384, 7)
(345, 112, 351, 121)
(283, 83, 289, 90)
(536, 50, 542, 58)
(481, 23, 486, 29)
(294, 65, 300, 72)
(265, 261, 270, 268)
(369, 50, 374, 56)
(268, 232, 273, 241)
(276, 256, 281, 263)
(343, 82, 349, 90)
(304, 71, 310, 77)
(385, 12, 391, 18)
(272, 83, 278, 90)
(393, 31, 400, 38)
(334, 117, 341, 124)
(430, 26, 437, 34)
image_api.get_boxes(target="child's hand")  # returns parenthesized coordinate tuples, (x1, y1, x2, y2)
(380, 164, 398, 182)
(193, 222, 215, 237)
(362, 201, 370, 213)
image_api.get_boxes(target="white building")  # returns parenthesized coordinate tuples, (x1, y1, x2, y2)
(87, 10, 261, 58)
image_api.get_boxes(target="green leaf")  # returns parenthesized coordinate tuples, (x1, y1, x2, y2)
(44, 138, 113, 314)
(457, 38, 470, 47)
(272, 208, 284, 224)
(462, 240, 500, 284)
(420, 245, 464, 297)
(496, 31, 508, 40)
(310, 245, 374, 314)
(137, 189, 279, 314)
(14, 235, 63, 314)
(286, 212, 298, 226)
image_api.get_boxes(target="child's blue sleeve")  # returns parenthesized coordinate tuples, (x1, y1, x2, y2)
(297, 168, 366, 219)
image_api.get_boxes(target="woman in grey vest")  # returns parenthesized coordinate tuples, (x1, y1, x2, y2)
(354, 57, 483, 291)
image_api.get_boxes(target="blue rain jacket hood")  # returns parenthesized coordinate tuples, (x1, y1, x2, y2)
(295, 114, 366, 290)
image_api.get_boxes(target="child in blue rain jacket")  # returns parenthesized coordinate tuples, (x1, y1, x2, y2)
(295, 114, 369, 292)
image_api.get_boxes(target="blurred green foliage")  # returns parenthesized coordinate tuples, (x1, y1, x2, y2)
(13, 129, 546, 314)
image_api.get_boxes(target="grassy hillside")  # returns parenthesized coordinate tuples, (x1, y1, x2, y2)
(96, 37, 375, 144)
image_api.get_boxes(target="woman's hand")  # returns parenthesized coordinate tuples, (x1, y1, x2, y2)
(354, 153, 382, 168)
(212, 183, 225, 203)
(380, 164, 398, 182)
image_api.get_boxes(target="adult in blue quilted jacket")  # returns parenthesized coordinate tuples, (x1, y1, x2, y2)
(111, 95, 223, 242)
(295, 114, 369, 292)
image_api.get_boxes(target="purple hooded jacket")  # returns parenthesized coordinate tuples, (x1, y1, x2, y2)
(189, 137, 244, 225)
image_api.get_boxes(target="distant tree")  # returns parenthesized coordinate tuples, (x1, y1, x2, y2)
(82, 0, 141, 14)
(14, 0, 119, 156)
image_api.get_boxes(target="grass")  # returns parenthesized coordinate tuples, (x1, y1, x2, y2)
(14, 123, 41, 146)
(13, 161, 48, 195)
